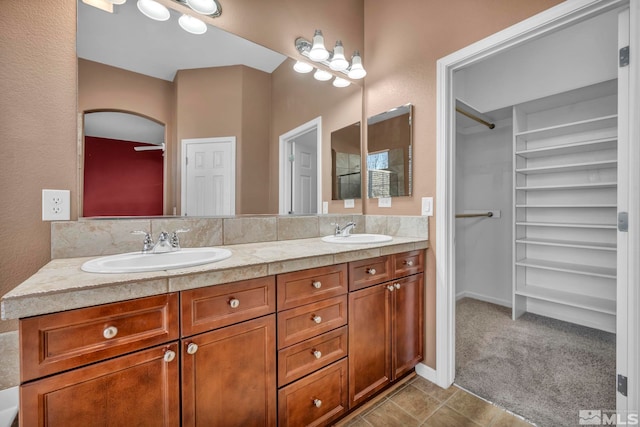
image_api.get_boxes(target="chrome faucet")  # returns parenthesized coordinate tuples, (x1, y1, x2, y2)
(152, 232, 172, 253)
(334, 222, 357, 237)
(170, 228, 190, 251)
(131, 231, 154, 253)
(132, 229, 190, 254)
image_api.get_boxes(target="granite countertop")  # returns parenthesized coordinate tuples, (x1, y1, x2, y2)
(1, 236, 428, 320)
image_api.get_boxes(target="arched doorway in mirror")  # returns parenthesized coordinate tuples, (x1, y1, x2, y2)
(82, 111, 165, 217)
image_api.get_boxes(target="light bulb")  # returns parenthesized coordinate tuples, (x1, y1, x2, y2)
(309, 30, 330, 62)
(347, 51, 367, 79)
(329, 41, 349, 71)
(333, 77, 351, 88)
(137, 0, 170, 21)
(186, 0, 218, 15)
(293, 61, 314, 73)
(313, 69, 332, 81)
(179, 14, 207, 34)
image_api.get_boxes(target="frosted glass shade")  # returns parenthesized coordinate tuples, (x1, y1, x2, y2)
(329, 41, 349, 71)
(293, 61, 314, 73)
(179, 14, 207, 34)
(313, 69, 332, 81)
(309, 30, 330, 62)
(137, 0, 170, 21)
(186, 0, 218, 15)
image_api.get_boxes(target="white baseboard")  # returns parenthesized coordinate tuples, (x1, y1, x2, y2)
(456, 291, 511, 308)
(415, 363, 440, 386)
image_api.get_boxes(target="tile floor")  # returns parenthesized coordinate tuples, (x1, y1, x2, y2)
(335, 375, 533, 427)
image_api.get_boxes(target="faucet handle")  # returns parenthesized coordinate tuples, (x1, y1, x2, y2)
(170, 228, 191, 249)
(131, 230, 153, 253)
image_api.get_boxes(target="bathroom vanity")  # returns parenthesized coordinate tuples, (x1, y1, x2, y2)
(3, 231, 427, 427)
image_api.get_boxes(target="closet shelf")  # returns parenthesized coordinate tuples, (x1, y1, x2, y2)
(515, 238, 616, 251)
(514, 115, 617, 142)
(516, 204, 617, 208)
(515, 285, 616, 315)
(515, 258, 616, 279)
(516, 221, 617, 230)
(515, 160, 617, 174)
(516, 182, 617, 191)
(515, 137, 617, 158)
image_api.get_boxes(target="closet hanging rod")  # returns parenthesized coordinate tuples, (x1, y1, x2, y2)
(455, 107, 496, 129)
(455, 212, 494, 219)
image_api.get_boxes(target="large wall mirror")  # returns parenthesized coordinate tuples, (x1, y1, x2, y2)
(331, 122, 361, 200)
(77, 0, 362, 217)
(366, 104, 413, 198)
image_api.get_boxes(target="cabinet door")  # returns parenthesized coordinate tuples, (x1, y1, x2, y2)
(392, 273, 424, 379)
(182, 315, 276, 427)
(348, 284, 391, 408)
(21, 342, 180, 427)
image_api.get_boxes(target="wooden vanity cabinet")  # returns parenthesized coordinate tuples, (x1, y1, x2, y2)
(276, 264, 349, 427)
(348, 251, 425, 408)
(19, 294, 180, 426)
(180, 276, 277, 427)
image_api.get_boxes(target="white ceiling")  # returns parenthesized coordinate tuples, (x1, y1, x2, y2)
(84, 112, 165, 144)
(77, 0, 287, 81)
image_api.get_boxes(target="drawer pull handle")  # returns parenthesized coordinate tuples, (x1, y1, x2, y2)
(312, 281, 322, 289)
(404, 260, 414, 267)
(367, 268, 376, 275)
(312, 315, 322, 324)
(387, 285, 395, 292)
(312, 350, 322, 359)
(313, 399, 322, 408)
(103, 326, 118, 339)
(164, 350, 176, 363)
(395, 283, 401, 290)
(229, 298, 240, 309)
(187, 343, 199, 355)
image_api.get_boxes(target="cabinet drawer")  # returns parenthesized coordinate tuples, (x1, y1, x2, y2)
(278, 326, 347, 387)
(20, 293, 179, 383)
(277, 295, 348, 349)
(277, 264, 347, 311)
(393, 250, 425, 278)
(348, 256, 392, 291)
(181, 276, 276, 337)
(278, 359, 348, 427)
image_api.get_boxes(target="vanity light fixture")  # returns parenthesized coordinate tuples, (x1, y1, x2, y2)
(294, 30, 367, 86)
(313, 69, 333, 82)
(137, 0, 170, 21)
(178, 13, 207, 34)
(185, 0, 219, 15)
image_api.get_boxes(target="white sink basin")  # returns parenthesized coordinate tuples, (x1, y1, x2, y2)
(81, 247, 232, 273)
(321, 234, 393, 244)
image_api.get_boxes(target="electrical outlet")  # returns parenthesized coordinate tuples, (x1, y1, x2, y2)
(42, 189, 70, 221)
(344, 199, 355, 209)
(378, 197, 392, 208)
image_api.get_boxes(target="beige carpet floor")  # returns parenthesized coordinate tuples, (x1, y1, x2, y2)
(455, 298, 616, 427)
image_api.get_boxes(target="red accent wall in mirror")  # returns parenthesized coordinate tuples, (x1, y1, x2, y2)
(83, 136, 163, 217)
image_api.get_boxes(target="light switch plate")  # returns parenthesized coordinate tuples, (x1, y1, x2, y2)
(344, 199, 355, 209)
(421, 197, 433, 216)
(42, 189, 70, 221)
(378, 197, 392, 208)
(322, 201, 328, 214)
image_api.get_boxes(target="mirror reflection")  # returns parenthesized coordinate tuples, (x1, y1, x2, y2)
(366, 104, 413, 198)
(331, 122, 361, 200)
(77, 0, 363, 217)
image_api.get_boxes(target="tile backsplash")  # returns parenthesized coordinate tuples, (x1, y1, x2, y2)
(51, 214, 428, 259)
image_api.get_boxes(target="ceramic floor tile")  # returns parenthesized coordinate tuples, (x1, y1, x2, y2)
(339, 416, 372, 427)
(421, 406, 482, 427)
(363, 399, 421, 427)
(389, 384, 442, 422)
(489, 411, 534, 427)
(445, 390, 502, 426)
(410, 377, 459, 402)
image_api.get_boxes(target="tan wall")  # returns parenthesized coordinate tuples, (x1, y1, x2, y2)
(363, 0, 563, 367)
(0, 0, 77, 333)
(78, 59, 175, 213)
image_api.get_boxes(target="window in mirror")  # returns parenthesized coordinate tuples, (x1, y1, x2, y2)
(331, 122, 361, 200)
(366, 104, 413, 198)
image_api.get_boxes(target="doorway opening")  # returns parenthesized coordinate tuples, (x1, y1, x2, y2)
(279, 117, 322, 215)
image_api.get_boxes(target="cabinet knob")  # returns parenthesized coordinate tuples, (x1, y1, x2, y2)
(103, 326, 118, 339)
(187, 343, 199, 355)
(395, 283, 401, 290)
(366, 268, 376, 275)
(312, 281, 322, 289)
(313, 399, 322, 408)
(164, 350, 176, 363)
(312, 315, 322, 324)
(404, 260, 414, 267)
(229, 298, 240, 309)
(387, 285, 395, 292)
(312, 350, 322, 359)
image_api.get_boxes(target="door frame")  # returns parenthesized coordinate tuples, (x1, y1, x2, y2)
(278, 117, 323, 215)
(427, 0, 639, 415)
(180, 136, 236, 216)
